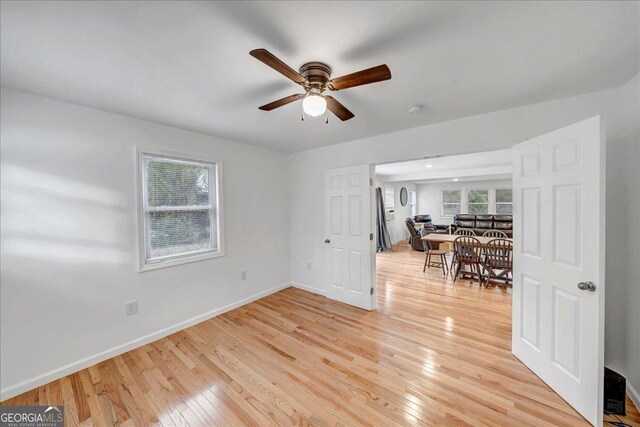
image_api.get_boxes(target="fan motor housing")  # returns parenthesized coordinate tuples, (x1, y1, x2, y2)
(299, 62, 332, 89)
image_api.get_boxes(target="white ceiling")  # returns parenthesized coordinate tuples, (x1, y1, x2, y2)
(376, 149, 512, 183)
(1, 1, 638, 153)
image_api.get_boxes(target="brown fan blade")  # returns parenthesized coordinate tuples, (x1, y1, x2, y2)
(250, 49, 305, 84)
(258, 94, 304, 111)
(325, 96, 355, 121)
(327, 64, 391, 91)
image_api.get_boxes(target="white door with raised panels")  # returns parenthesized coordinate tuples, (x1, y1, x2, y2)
(512, 116, 605, 426)
(324, 165, 374, 310)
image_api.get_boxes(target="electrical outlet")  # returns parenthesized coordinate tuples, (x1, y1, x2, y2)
(241, 271, 247, 281)
(307, 262, 312, 271)
(125, 300, 137, 316)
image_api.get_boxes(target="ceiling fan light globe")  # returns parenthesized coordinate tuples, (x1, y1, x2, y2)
(302, 94, 327, 117)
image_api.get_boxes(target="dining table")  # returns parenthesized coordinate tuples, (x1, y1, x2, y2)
(421, 233, 514, 283)
(421, 233, 512, 251)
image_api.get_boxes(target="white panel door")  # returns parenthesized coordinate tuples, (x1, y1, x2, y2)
(512, 116, 605, 426)
(325, 165, 374, 310)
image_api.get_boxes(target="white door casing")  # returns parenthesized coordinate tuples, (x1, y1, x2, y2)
(325, 165, 374, 310)
(512, 116, 605, 426)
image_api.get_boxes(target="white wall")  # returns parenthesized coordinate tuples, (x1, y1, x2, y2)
(289, 74, 640, 393)
(375, 180, 417, 245)
(416, 179, 512, 225)
(621, 126, 640, 405)
(0, 88, 291, 399)
(618, 74, 640, 405)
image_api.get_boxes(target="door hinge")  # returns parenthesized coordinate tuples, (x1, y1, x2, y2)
(370, 233, 374, 241)
(370, 287, 374, 295)
(369, 178, 373, 186)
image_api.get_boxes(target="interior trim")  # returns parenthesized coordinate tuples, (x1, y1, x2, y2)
(291, 281, 327, 296)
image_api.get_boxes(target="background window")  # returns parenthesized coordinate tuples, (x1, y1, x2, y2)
(384, 186, 395, 221)
(495, 188, 513, 215)
(141, 153, 221, 267)
(384, 186, 395, 209)
(442, 190, 461, 216)
(467, 189, 489, 214)
(410, 190, 417, 216)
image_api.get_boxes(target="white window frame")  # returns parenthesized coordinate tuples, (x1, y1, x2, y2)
(467, 188, 489, 215)
(384, 186, 395, 210)
(136, 148, 225, 272)
(441, 189, 462, 218)
(494, 187, 513, 215)
(384, 186, 395, 221)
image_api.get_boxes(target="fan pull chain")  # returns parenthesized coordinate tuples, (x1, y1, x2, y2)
(325, 111, 329, 124)
(301, 113, 305, 122)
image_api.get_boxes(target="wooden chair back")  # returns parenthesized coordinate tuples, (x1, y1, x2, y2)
(454, 228, 476, 236)
(453, 236, 482, 264)
(484, 239, 513, 267)
(483, 229, 508, 238)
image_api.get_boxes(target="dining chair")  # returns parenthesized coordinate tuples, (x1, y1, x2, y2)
(422, 238, 448, 276)
(454, 228, 476, 236)
(482, 229, 508, 238)
(483, 238, 513, 286)
(450, 228, 476, 271)
(453, 236, 484, 286)
(480, 230, 509, 269)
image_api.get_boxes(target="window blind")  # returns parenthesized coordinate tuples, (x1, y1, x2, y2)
(467, 189, 489, 214)
(384, 187, 395, 209)
(442, 190, 461, 216)
(142, 154, 218, 263)
(495, 188, 513, 215)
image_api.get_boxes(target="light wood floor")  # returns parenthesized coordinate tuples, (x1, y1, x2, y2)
(2, 243, 639, 426)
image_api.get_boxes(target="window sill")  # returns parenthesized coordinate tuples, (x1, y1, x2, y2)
(138, 249, 225, 272)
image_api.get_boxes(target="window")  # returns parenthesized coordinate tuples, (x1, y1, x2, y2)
(410, 190, 417, 216)
(384, 186, 395, 220)
(495, 188, 513, 215)
(442, 190, 461, 216)
(138, 152, 222, 270)
(467, 189, 489, 214)
(384, 186, 395, 210)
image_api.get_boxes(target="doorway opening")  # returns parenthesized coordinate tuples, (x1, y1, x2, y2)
(373, 148, 514, 298)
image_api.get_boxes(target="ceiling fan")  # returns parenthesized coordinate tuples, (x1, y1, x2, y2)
(250, 48, 391, 122)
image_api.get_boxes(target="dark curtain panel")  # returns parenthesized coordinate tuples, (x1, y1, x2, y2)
(376, 187, 392, 252)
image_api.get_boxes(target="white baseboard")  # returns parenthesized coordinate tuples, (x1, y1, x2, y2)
(291, 282, 326, 296)
(628, 382, 640, 413)
(0, 282, 291, 402)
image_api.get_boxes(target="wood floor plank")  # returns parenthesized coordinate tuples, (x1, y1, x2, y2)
(112, 355, 159, 426)
(2, 242, 639, 425)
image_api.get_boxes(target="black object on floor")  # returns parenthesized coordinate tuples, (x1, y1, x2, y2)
(604, 367, 626, 415)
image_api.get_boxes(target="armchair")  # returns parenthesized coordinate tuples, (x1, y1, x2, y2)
(412, 214, 448, 233)
(405, 218, 426, 251)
